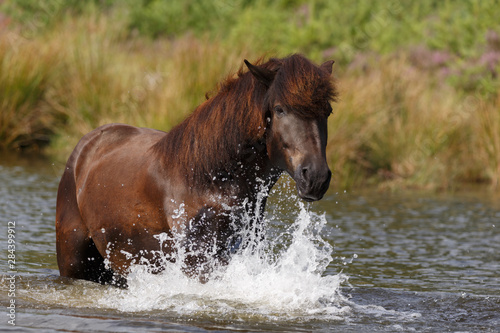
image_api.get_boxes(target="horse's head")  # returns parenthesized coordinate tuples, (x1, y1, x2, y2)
(245, 55, 338, 202)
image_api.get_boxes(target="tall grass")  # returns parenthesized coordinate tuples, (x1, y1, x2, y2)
(328, 55, 498, 190)
(474, 95, 500, 188)
(0, 1, 499, 190)
(0, 31, 62, 149)
(1, 10, 255, 155)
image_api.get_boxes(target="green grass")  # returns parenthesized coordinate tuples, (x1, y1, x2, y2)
(0, 0, 499, 190)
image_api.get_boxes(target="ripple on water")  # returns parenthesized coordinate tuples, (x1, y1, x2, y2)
(2, 159, 500, 332)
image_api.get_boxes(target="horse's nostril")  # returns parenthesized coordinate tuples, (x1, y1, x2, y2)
(301, 166, 309, 180)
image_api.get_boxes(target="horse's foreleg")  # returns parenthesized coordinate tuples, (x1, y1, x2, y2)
(181, 207, 231, 283)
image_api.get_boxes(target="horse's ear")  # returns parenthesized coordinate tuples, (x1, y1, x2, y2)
(320, 60, 335, 75)
(244, 59, 276, 87)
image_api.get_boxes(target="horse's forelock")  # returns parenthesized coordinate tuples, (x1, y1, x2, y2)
(268, 54, 338, 118)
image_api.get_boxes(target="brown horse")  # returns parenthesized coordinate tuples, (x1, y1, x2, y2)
(56, 54, 338, 285)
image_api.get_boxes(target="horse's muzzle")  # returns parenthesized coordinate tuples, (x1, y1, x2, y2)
(294, 162, 332, 202)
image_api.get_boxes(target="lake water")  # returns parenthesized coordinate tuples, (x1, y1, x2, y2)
(1, 153, 499, 332)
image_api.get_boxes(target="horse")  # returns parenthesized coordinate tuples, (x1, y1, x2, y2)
(55, 54, 338, 285)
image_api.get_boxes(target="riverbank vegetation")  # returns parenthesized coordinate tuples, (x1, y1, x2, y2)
(1, 0, 499, 190)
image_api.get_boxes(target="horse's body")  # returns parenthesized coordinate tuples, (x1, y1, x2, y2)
(56, 54, 337, 284)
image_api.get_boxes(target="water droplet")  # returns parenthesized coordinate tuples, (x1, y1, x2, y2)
(90, 189, 348, 317)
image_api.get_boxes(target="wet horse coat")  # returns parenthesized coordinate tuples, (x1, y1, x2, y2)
(56, 54, 338, 284)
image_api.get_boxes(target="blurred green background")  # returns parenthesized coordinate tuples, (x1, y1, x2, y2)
(1, 0, 499, 190)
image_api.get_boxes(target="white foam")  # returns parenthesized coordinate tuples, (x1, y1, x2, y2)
(95, 198, 350, 320)
(15, 190, 427, 325)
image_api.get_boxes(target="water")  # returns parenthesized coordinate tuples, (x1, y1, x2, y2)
(1, 153, 499, 332)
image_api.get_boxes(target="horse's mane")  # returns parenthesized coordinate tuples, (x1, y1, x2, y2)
(152, 54, 337, 187)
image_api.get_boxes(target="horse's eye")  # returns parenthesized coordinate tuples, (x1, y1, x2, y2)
(273, 105, 285, 117)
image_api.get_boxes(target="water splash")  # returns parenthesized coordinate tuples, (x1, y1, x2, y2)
(10, 189, 428, 327)
(95, 197, 350, 320)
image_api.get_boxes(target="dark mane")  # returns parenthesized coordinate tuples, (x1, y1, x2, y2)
(152, 54, 338, 187)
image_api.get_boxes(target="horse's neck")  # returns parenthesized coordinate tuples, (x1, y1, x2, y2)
(153, 69, 280, 197)
(209, 139, 280, 195)
(157, 103, 274, 192)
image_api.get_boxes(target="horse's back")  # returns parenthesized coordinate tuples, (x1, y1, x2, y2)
(69, 123, 163, 176)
